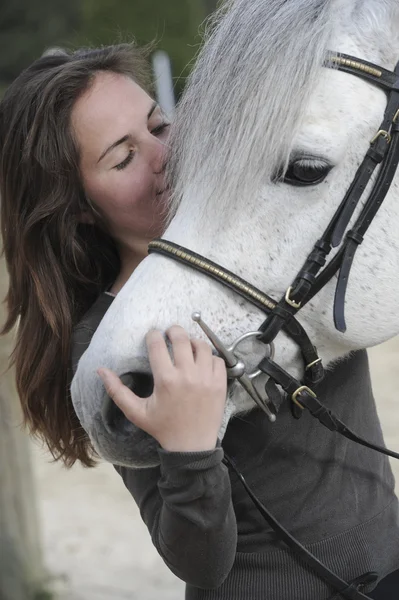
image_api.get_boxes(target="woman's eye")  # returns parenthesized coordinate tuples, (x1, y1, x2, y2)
(151, 122, 170, 136)
(114, 149, 134, 171)
(279, 158, 333, 186)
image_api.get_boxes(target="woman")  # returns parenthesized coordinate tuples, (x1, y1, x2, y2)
(0, 44, 226, 467)
(0, 44, 397, 599)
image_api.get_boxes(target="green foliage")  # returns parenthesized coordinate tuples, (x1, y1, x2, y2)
(74, 0, 208, 95)
(33, 591, 54, 600)
(0, 0, 213, 94)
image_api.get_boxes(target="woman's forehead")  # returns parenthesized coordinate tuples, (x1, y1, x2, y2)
(73, 72, 151, 127)
(71, 72, 152, 160)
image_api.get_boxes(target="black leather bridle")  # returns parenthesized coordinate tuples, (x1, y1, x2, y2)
(148, 53, 399, 599)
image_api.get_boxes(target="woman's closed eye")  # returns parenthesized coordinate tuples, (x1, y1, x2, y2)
(113, 122, 170, 171)
(114, 149, 134, 171)
(151, 121, 170, 136)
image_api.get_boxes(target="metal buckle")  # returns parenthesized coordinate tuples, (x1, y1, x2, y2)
(305, 357, 323, 371)
(394, 109, 399, 124)
(370, 129, 391, 145)
(291, 385, 316, 409)
(285, 286, 301, 309)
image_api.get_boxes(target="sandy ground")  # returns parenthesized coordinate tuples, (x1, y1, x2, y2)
(31, 338, 399, 600)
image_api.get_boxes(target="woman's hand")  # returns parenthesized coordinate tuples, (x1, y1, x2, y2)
(98, 325, 227, 452)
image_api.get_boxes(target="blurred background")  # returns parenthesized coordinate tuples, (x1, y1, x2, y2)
(1, 1, 399, 599)
(0, 0, 218, 96)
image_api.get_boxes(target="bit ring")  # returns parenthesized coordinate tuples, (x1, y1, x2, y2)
(227, 331, 274, 380)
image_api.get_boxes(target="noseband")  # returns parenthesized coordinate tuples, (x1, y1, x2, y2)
(148, 53, 399, 599)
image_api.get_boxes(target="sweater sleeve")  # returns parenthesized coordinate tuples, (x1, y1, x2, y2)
(72, 294, 237, 589)
(114, 445, 237, 589)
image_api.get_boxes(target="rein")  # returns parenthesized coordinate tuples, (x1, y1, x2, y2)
(148, 52, 399, 599)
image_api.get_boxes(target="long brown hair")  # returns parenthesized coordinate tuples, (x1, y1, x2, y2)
(0, 44, 153, 467)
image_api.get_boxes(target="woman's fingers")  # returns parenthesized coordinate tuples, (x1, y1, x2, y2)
(165, 325, 195, 369)
(147, 326, 218, 374)
(97, 367, 146, 429)
(97, 325, 228, 452)
(191, 338, 213, 371)
(213, 355, 228, 385)
(146, 330, 174, 377)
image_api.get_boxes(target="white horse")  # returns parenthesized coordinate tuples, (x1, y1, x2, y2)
(72, 0, 399, 467)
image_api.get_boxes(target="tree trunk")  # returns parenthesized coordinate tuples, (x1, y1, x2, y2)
(0, 260, 47, 600)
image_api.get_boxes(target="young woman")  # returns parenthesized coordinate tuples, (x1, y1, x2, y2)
(0, 44, 398, 599)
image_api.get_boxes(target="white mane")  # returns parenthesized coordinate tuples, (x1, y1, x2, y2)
(168, 0, 338, 218)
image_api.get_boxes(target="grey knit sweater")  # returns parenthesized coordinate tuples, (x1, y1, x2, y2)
(72, 293, 399, 599)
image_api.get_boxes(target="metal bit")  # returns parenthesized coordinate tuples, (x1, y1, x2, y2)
(192, 312, 276, 422)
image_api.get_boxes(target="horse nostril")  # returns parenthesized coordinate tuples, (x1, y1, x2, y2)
(102, 372, 154, 433)
(120, 372, 154, 398)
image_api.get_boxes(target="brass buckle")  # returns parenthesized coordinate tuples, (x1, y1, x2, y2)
(291, 385, 316, 409)
(305, 357, 323, 371)
(370, 129, 391, 145)
(394, 109, 399, 124)
(285, 286, 301, 309)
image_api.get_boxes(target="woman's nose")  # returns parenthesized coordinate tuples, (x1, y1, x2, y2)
(147, 134, 168, 174)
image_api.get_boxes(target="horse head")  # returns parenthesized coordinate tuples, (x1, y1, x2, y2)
(72, 0, 399, 466)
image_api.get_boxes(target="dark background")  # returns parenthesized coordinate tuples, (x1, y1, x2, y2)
(0, 0, 219, 96)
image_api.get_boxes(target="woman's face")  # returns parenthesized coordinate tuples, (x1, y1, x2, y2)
(71, 71, 170, 247)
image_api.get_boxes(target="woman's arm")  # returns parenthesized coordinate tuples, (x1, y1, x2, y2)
(72, 302, 237, 588)
(115, 446, 237, 589)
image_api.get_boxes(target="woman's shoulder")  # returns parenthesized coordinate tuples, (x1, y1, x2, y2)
(74, 292, 115, 333)
(71, 292, 115, 374)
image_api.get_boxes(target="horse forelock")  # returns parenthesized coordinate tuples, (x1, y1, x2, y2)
(167, 0, 346, 220)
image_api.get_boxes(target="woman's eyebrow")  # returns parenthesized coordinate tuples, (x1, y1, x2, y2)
(97, 135, 130, 163)
(97, 102, 159, 164)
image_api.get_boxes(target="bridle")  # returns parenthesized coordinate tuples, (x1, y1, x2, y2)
(148, 53, 399, 599)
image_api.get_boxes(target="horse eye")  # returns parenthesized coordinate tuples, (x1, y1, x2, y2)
(278, 158, 333, 187)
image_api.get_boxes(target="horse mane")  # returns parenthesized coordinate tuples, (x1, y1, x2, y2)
(167, 0, 344, 220)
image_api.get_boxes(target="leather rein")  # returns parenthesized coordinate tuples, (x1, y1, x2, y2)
(148, 53, 399, 599)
